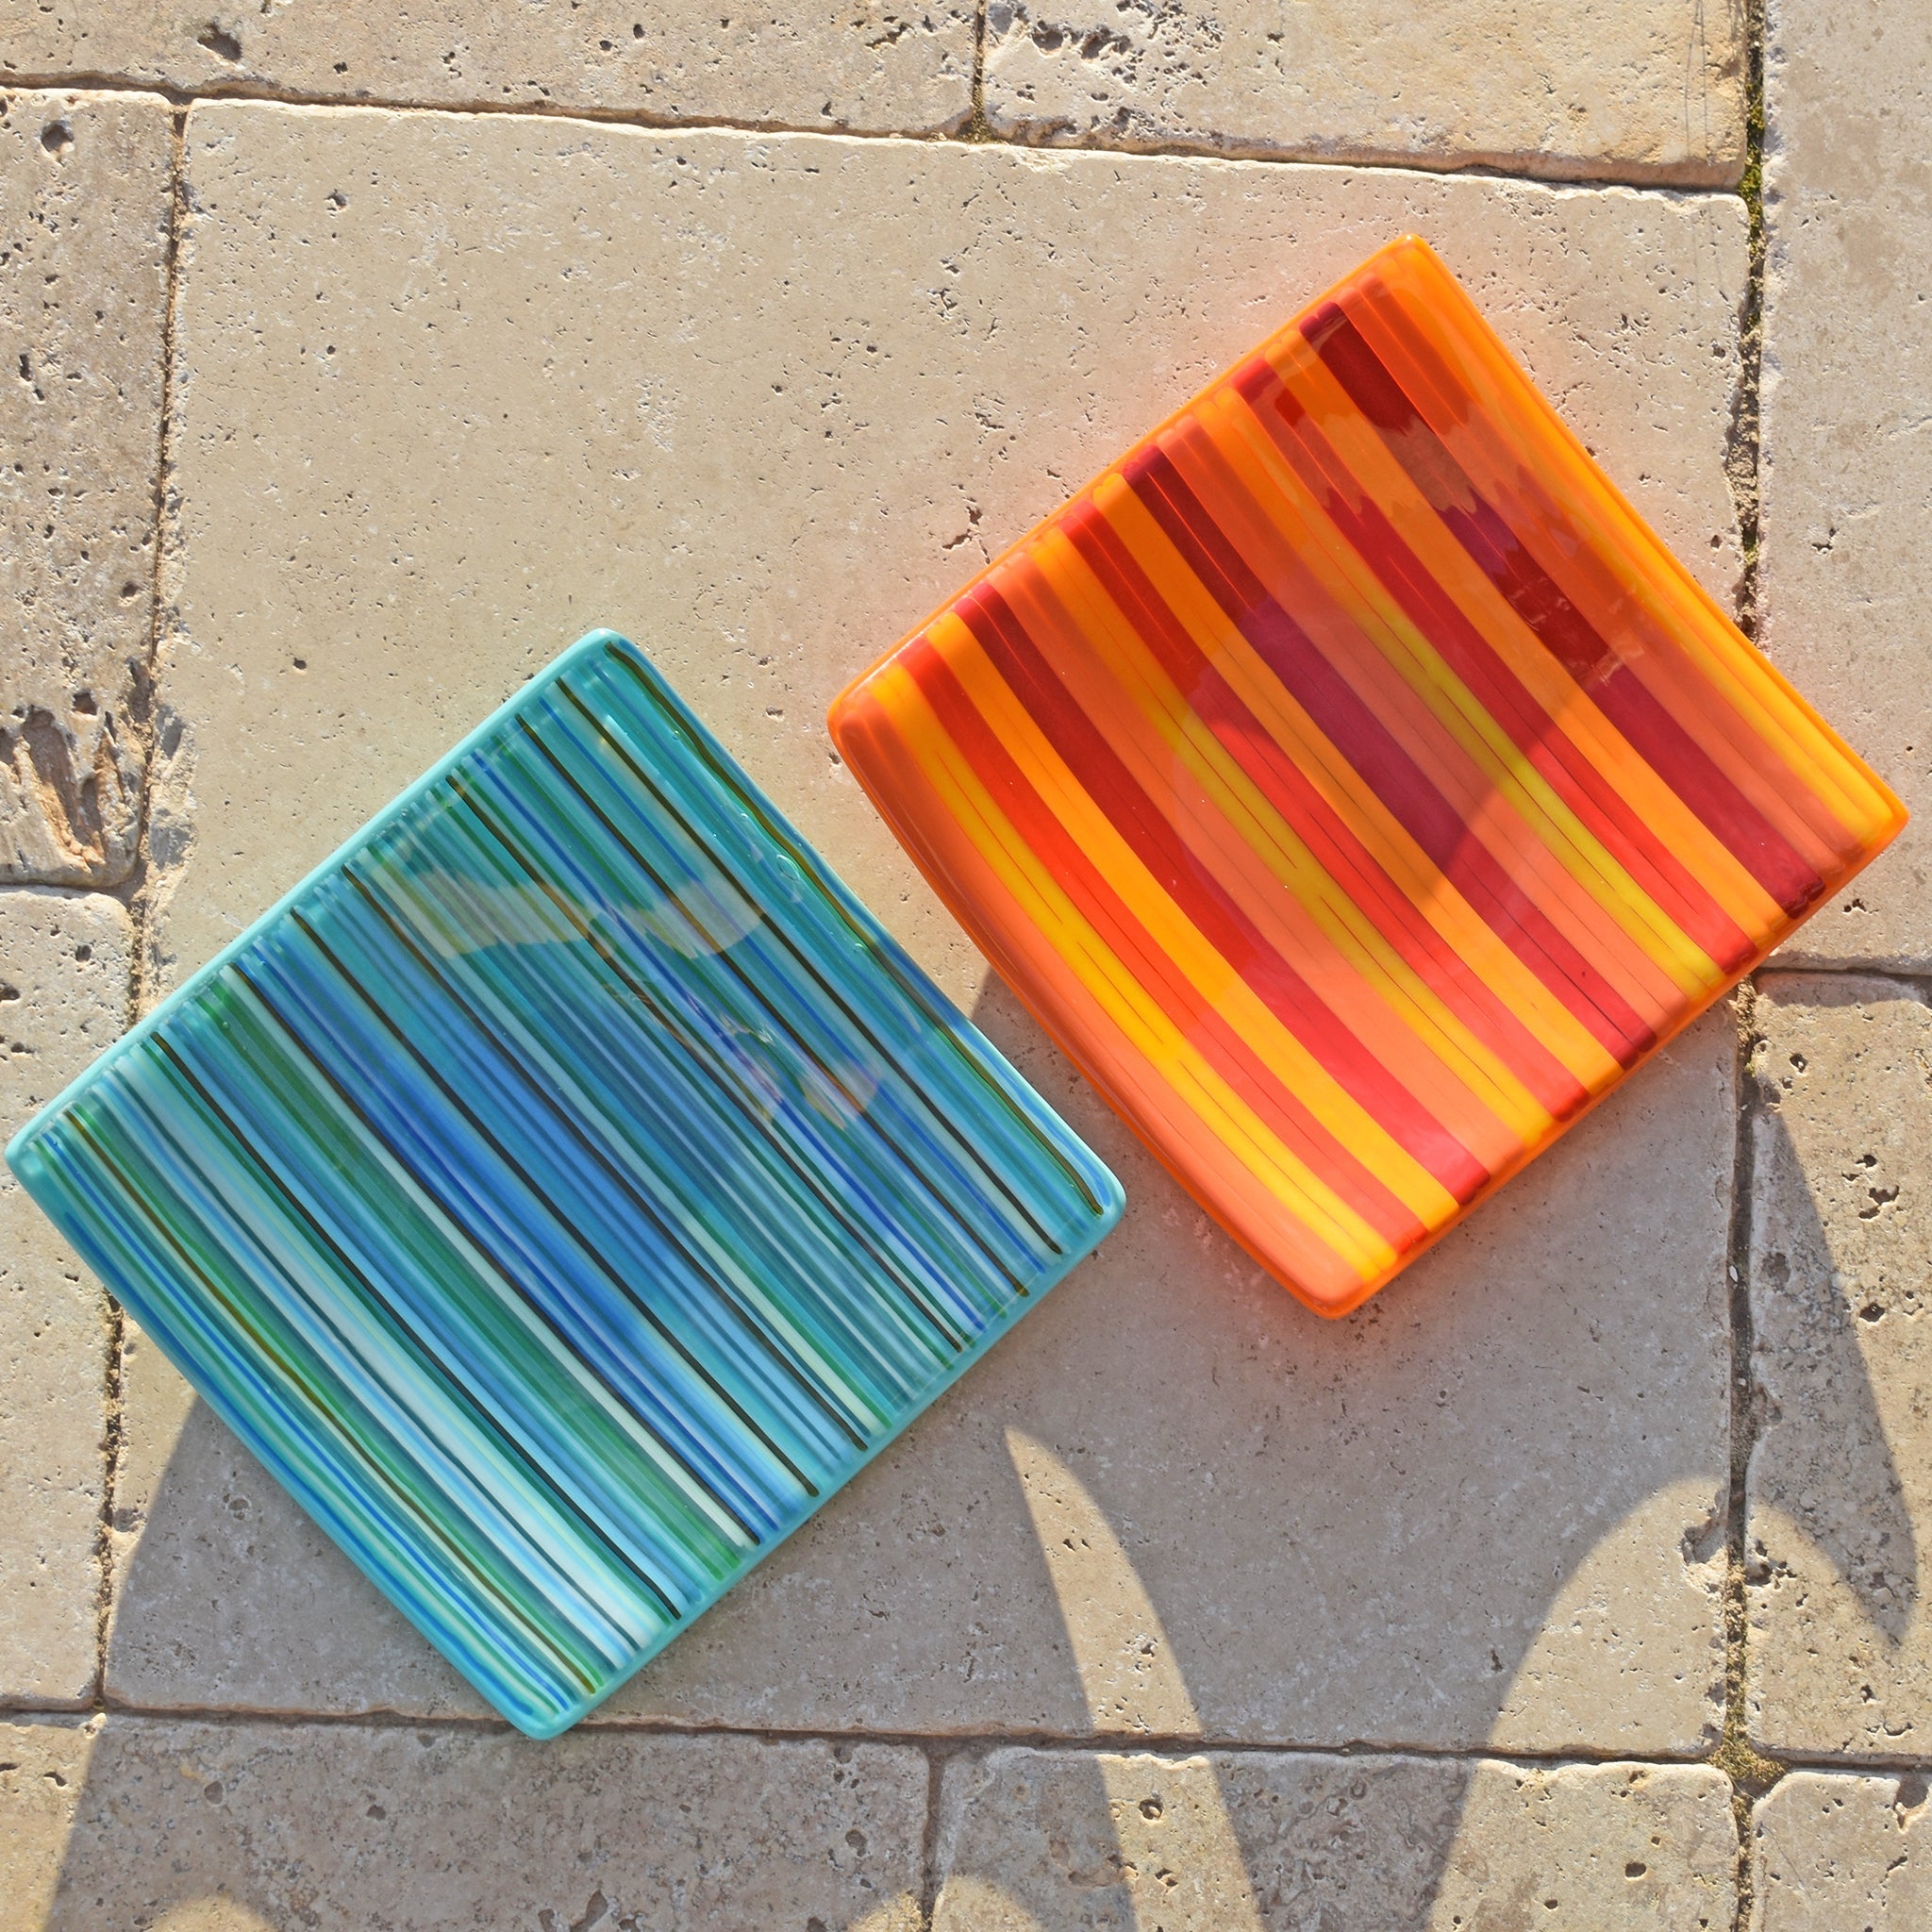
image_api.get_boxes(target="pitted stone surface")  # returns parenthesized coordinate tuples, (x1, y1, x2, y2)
(0, 90, 171, 888)
(0, 1716, 924, 1931)
(94, 100, 1749, 1748)
(105, 980, 1738, 1751)
(152, 106, 1750, 1005)
(1759, 0, 1932, 969)
(1746, 975, 1932, 1757)
(983, 0, 1746, 185)
(0, 3, 975, 137)
(0, 888, 129, 1704)
(931, 1747, 1737, 1929)
(1753, 1772, 1932, 1931)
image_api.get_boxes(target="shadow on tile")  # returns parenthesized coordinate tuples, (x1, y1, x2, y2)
(1752, 1094, 1919, 1646)
(39, 983, 1911, 1926)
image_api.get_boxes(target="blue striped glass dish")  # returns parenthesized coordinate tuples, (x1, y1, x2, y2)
(7, 632, 1124, 1737)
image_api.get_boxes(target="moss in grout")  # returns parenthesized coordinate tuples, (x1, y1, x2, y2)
(959, 0, 997, 143)
(1727, 0, 1768, 637)
(1714, 977, 1783, 1932)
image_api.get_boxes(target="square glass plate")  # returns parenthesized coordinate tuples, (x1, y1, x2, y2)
(829, 236, 1906, 1319)
(7, 632, 1123, 1736)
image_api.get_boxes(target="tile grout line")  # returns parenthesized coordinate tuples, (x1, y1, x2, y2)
(917, 1743, 950, 1926)
(1, 68, 1744, 197)
(126, 102, 190, 1025)
(6, 1691, 1930, 1777)
(17, 1689, 1931, 1768)
(87, 103, 190, 1720)
(1725, 0, 1768, 643)
(965, 0, 993, 145)
(1712, 19, 1781, 1926)
(4, 1684, 1932, 1769)
(1713, 979, 1785, 1929)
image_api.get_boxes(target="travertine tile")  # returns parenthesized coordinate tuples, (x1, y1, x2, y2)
(1753, 1772, 1932, 1931)
(1746, 975, 1932, 1757)
(1759, 0, 1932, 969)
(152, 107, 1748, 1002)
(0, 90, 172, 887)
(111, 104, 1744, 1745)
(984, 0, 1746, 186)
(932, 1746, 1737, 1929)
(0, 4, 974, 136)
(0, 888, 129, 1704)
(108, 998, 1737, 1749)
(0, 1715, 924, 1931)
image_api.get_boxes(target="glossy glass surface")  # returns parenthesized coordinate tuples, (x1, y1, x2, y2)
(7, 633, 1123, 1736)
(829, 237, 1906, 1319)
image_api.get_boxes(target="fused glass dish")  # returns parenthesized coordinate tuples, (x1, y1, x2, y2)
(829, 236, 1906, 1320)
(6, 632, 1123, 1737)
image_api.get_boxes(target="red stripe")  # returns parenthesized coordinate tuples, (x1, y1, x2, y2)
(1051, 502, 1591, 1120)
(1299, 301, 1826, 920)
(903, 633, 1427, 1250)
(957, 576, 1491, 1203)
(1118, 444, 1657, 1066)
(1058, 496, 1592, 1119)
(1171, 405, 1757, 975)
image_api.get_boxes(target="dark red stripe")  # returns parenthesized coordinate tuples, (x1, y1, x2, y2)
(1118, 444, 1657, 1066)
(1300, 301, 1826, 919)
(905, 634, 1427, 1249)
(958, 576, 1491, 1204)
(1183, 392, 1757, 973)
(1060, 495, 1592, 1119)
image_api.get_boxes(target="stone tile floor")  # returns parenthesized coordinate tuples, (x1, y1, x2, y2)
(0, 3, 1925, 1926)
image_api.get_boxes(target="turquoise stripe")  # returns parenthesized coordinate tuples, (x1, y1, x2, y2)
(6, 632, 1124, 1737)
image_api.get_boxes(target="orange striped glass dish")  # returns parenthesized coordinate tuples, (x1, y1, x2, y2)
(829, 236, 1905, 1319)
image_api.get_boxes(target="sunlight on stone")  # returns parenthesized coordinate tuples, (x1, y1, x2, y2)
(1005, 1425, 1201, 1736)
(930, 1874, 1051, 1930)
(1491, 1478, 1728, 1753)
(6, 1720, 99, 1930)
(843, 1895, 926, 1932)
(1096, 1754, 1268, 1930)
(151, 1900, 278, 1932)
(1006, 1428, 1266, 1929)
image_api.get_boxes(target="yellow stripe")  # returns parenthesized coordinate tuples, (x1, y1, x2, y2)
(935, 608, 1464, 1226)
(1200, 391, 1717, 1008)
(1104, 465, 1673, 1032)
(1030, 527, 1557, 1146)
(1372, 272, 1900, 846)
(1196, 382, 1789, 945)
(1091, 470, 1627, 1094)
(874, 661, 1397, 1278)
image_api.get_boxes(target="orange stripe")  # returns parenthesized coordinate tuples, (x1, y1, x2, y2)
(1344, 260, 1883, 871)
(989, 547, 1545, 1164)
(1096, 464, 1690, 1034)
(945, 590, 1523, 1185)
(826, 234, 1906, 1317)
(862, 659, 1395, 1291)
(1194, 372, 1784, 950)
(1036, 503, 1626, 1095)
